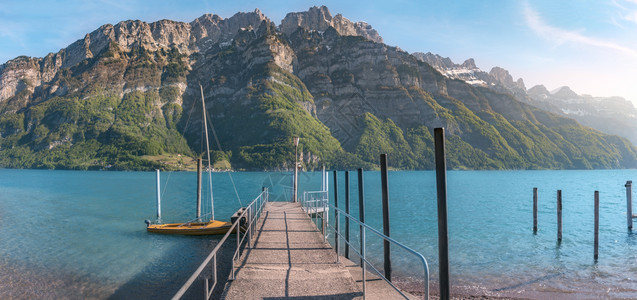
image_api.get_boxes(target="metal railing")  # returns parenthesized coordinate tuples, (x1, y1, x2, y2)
(172, 188, 269, 300)
(302, 190, 429, 300)
(301, 191, 329, 237)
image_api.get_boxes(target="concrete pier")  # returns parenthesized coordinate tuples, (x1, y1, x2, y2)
(221, 202, 411, 299)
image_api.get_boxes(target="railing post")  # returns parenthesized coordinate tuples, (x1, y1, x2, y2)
(235, 215, 240, 279)
(345, 171, 351, 259)
(172, 192, 269, 299)
(212, 254, 217, 298)
(533, 187, 538, 233)
(380, 153, 392, 281)
(248, 201, 252, 249)
(333, 170, 339, 255)
(336, 208, 340, 264)
(627, 181, 633, 230)
(358, 168, 365, 266)
(362, 222, 367, 299)
(231, 244, 236, 280)
(293, 136, 299, 202)
(322, 197, 326, 241)
(434, 128, 450, 300)
(204, 276, 208, 300)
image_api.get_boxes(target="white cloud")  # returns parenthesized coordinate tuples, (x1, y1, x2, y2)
(523, 3, 637, 58)
(623, 10, 637, 23)
(611, 0, 637, 25)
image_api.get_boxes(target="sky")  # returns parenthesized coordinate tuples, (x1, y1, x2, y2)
(1, 0, 636, 104)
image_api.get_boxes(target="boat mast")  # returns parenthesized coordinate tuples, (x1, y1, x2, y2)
(199, 83, 214, 221)
(196, 157, 202, 221)
(156, 169, 162, 223)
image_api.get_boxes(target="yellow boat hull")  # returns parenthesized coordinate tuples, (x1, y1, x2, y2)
(146, 220, 233, 235)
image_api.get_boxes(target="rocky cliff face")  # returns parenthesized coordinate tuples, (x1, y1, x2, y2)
(0, 9, 269, 106)
(0, 6, 635, 170)
(280, 6, 383, 44)
(489, 67, 525, 91)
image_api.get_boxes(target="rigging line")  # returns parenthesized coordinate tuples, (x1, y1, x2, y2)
(199, 83, 215, 221)
(161, 170, 172, 200)
(202, 89, 243, 207)
(227, 172, 242, 207)
(159, 89, 199, 201)
(182, 90, 199, 145)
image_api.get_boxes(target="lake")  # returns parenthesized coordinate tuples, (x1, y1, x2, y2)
(0, 169, 635, 298)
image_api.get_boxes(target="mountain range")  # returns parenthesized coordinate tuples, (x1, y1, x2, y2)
(415, 52, 637, 145)
(1, 6, 636, 170)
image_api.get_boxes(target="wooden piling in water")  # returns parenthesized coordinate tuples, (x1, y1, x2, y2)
(594, 191, 599, 261)
(627, 181, 633, 230)
(380, 154, 392, 281)
(533, 187, 538, 233)
(557, 190, 562, 243)
(358, 168, 365, 266)
(333, 170, 339, 255)
(345, 171, 350, 259)
(434, 128, 450, 300)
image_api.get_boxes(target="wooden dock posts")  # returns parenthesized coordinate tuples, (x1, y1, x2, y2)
(627, 181, 633, 230)
(333, 171, 339, 256)
(331, 155, 394, 283)
(533, 187, 538, 233)
(532, 183, 636, 260)
(594, 191, 599, 261)
(380, 154, 392, 281)
(357, 168, 366, 266)
(434, 128, 450, 300)
(557, 190, 562, 243)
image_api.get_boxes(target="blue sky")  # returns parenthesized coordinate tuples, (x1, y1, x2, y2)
(2, 0, 636, 103)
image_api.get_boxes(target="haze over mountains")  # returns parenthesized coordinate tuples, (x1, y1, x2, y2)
(415, 52, 637, 145)
(0, 6, 636, 170)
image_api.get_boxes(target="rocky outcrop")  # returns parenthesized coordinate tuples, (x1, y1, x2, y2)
(527, 85, 551, 100)
(489, 67, 525, 90)
(280, 6, 383, 43)
(0, 54, 64, 112)
(412, 52, 455, 69)
(552, 86, 579, 99)
(461, 58, 477, 69)
(0, 57, 42, 103)
(190, 9, 269, 51)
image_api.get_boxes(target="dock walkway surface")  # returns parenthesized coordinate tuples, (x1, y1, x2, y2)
(221, 202, 411, 299)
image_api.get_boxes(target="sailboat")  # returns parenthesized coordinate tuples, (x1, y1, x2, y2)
(145, 84, 233, 235)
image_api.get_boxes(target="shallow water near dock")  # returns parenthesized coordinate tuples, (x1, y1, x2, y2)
(0, 169, 636, 298)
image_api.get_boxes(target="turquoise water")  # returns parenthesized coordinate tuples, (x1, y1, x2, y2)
(0, 169, 636, 298)
(329, 169, 637, 298)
